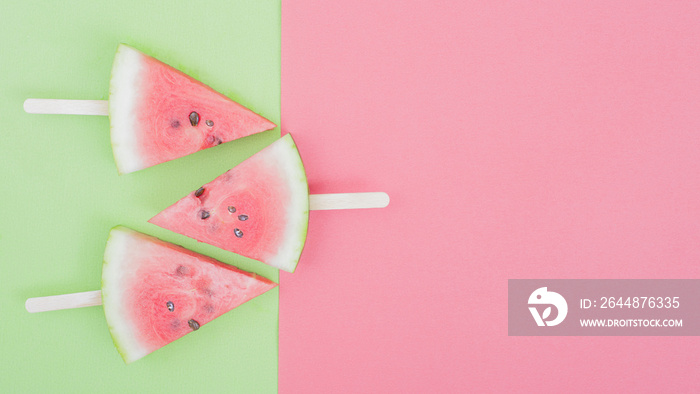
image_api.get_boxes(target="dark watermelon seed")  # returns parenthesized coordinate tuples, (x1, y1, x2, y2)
(200, 210, 210, 220)
(166, 301, 174, 312)
(188, 319, 201, 331)
(189, 111, 200, 126)
(234, 228, 243, 238)
(215, 137, 223, 146)
(176, 265, 190, 276)
(171, 120, 181, 128)
(238, 214, 249, 221)
(206, 119, 214, 127)
(194, 187, 205, 197)
(227, 206, 236, 213)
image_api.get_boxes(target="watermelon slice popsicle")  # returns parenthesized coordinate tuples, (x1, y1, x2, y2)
(150, 133, 388, 273)
(26, 135, 387, 312)
(24, 44, 277, 174)
(26, 226, 279, 364)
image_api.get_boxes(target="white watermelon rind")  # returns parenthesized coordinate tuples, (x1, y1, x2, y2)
(260, 134, 309, 272)
(108, 44, 146, 175)
(264, 134, 309, 273)
(101, 226, 150, 364)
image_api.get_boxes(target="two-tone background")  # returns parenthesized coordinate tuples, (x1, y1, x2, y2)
(2, 1, 700, 392)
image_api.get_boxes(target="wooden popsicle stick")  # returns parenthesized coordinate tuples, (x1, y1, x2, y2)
(309, 192, 389, 210)
(25, 290, 102, 313)
(23, 99, 109, 116)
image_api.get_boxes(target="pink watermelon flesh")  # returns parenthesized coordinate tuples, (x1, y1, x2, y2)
(101, 226, 277, 363)
(149, 134, 309, 272)
(109, 44, 276, 174)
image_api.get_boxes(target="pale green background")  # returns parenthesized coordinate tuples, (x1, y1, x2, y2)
(0, 1, 280, 392)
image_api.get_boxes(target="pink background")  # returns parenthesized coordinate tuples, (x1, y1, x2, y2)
(280, 1, 700, 392)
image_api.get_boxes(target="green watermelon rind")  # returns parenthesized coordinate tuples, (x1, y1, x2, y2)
(263, 134, 309, 273)
(108, 44, 146, 175)
(101, 226, 147, 364)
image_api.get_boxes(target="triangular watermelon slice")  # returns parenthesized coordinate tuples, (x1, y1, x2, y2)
(149, 134, 309, 272)
(109, 44, 276, 174)
(101, 226, 277, 364)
